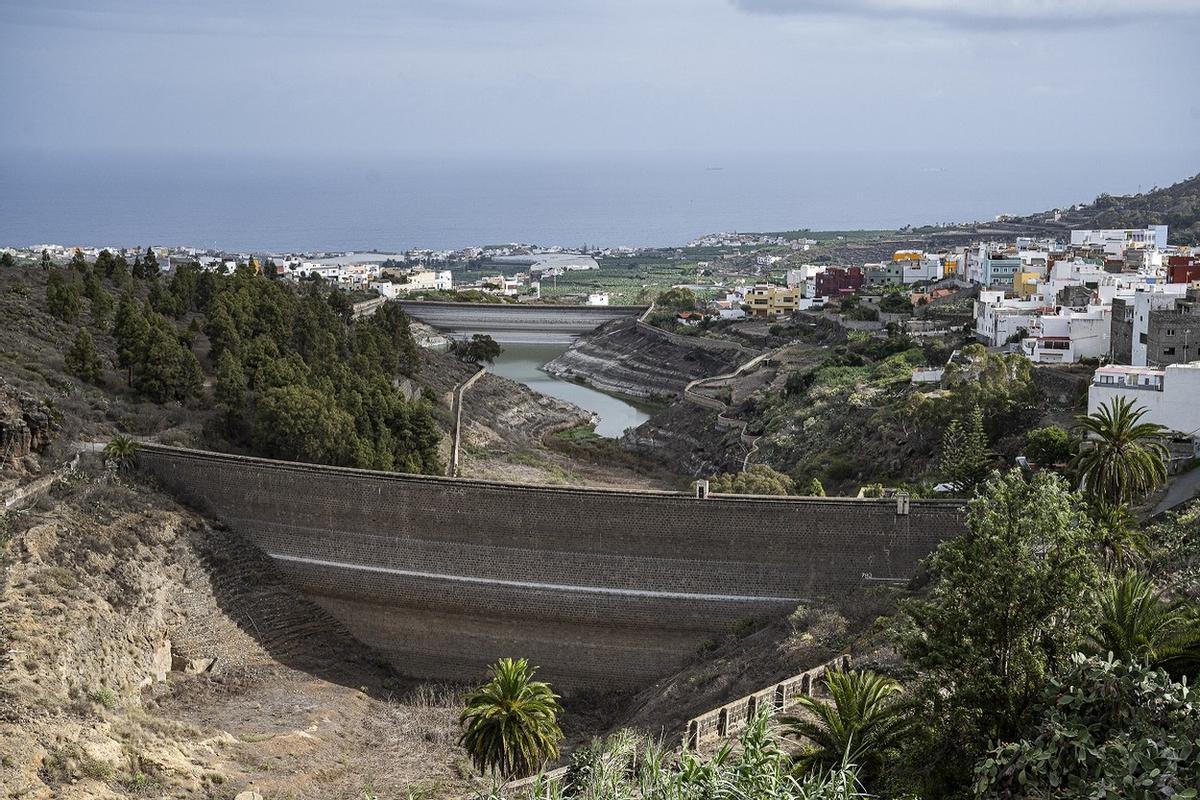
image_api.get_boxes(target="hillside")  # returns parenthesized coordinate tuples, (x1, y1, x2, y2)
(1003, 172, 1200, 245)
(0, 471, 480, 799)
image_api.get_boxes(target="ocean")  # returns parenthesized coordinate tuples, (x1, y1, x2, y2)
(1, 149, 1195, 252)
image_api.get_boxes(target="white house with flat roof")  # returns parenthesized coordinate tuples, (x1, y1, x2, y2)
(973, 290, 1044, 346)
(1020, 304, 1111, 363)
(1088, 362, 1200, 438)
(1071, 226, 1168, 257)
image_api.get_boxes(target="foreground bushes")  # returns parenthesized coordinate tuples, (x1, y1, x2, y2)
(482, 714, 867, 800)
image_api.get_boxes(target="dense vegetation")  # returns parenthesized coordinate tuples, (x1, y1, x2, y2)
(482, 715, 868, 800)
(744, 334, 1040, 495)
(473, 466, 1199, 799)
(28, 252, 443, 474)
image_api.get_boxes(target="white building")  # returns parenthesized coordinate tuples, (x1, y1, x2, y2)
(1020, 305, 1111, 363)
(973, 290, 1044, 346)
(785, 265, 827, 297)
(1088, 362, 1200, 438)
(1071, 226, 1169, 258)
(586, 292, 610, 306)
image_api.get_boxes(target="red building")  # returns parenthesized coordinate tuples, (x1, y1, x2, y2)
(815, 266, 865, 298)
(1167, 255, 1200, 285)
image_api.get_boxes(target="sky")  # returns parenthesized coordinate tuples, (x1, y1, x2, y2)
(1, 0, 1198, 161)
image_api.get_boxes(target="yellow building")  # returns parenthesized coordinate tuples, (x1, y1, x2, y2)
(745, 284, 799, 318)
(893, 250, 922, 262)
(943, 255, 962, 276)
(1013, 271, 1042, 299)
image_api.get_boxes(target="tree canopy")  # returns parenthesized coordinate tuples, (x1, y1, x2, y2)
(709, 464, 795, 495)
(898, 469, 1101, 795)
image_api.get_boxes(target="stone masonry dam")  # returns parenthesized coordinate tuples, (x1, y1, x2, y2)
(138, 444, 967, 689)
(395, 300, 647, 344)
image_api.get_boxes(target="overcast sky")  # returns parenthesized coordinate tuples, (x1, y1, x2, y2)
(2, 0, 1198, 160)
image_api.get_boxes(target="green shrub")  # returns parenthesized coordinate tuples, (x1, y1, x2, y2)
(90, 687, 117, 709)
(975, 654, 1200, 799)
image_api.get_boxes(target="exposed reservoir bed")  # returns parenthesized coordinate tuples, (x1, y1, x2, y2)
(486, 343, 652, 437)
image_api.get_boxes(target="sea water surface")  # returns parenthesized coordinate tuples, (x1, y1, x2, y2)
(2, 149, 1196, 251)
(486, 343, 651, 438)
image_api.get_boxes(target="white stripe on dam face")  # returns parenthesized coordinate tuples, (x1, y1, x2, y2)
(269, 552, 805, 604)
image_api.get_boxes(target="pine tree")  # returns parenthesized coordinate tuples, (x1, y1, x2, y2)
(95, 249, 115, 278)
(143, 246, 159, 278)
(113, 293, 148, 385)
(110, 254, 130, 286)
(215, 349, 247, 410)
(82, 267, 102, 301)
(939, 405, 993, 495)
(132, 315, 202, 403)
(91, 287, 114, 331)
(40, 249, 52, 271)
(64, 328, 103, 383)
(0, 251, 14, 268)
(45, 269, 81, 322)
(69, 249, 88, 274)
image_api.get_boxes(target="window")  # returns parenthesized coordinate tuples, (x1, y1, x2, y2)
(1167, 328, 1176, 336)
(1164, 347, 1176, 356)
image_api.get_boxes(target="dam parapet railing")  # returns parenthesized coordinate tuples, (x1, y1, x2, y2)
(682, 654, 850, 751)
(135, 441, 966, 509)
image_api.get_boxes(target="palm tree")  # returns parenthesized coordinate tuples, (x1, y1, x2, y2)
(1087, 500, 1149, 569)
(1071, 397, 1168, 506)
(459, 657, 563, 780)
(1088, 571, 1200, 678)
(782, 668, 911, 783)
(103, 434, 139, 472)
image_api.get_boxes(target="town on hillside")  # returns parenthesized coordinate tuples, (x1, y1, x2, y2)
(9, 219, 1199, 452)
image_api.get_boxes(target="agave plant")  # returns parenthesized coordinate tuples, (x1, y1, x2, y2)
(782, 668, 912, 784)
(1088, 570, 1200, 679)
(1071, 397, 1168, 506)
(103, 434, 139, 472)
(459, 657, 563, 780)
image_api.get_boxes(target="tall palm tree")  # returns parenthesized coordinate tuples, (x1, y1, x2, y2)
(103, 434, 139, 472)
(782, 668, 911, 783)
(1088, 571, 1200, 678)
(1071, 397, 1168, 506)
(459, 657, 563, 780)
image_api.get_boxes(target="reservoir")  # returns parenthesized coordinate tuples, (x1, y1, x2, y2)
(487, 343, 652, 438)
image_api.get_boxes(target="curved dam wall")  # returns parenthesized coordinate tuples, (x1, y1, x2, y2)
(395, 300, 647, 344)
(138, 444, 966, 689)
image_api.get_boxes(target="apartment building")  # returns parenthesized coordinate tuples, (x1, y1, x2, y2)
(745, 284, 800, 318)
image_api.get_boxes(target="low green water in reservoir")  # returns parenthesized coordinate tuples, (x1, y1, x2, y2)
(486, 343, 652, 438)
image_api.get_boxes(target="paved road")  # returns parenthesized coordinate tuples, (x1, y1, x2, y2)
(1151, 466, 1200, 516)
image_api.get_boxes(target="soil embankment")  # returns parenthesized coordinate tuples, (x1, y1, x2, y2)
(0, 470, 478, 799)
(544, 318, 744, 401)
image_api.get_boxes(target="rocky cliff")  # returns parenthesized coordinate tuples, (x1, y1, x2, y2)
(0, 384, 57, 474)
(544, 318, 743, 401)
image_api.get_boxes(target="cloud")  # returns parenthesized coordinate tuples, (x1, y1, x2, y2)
(730, 0, 1200, 26)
